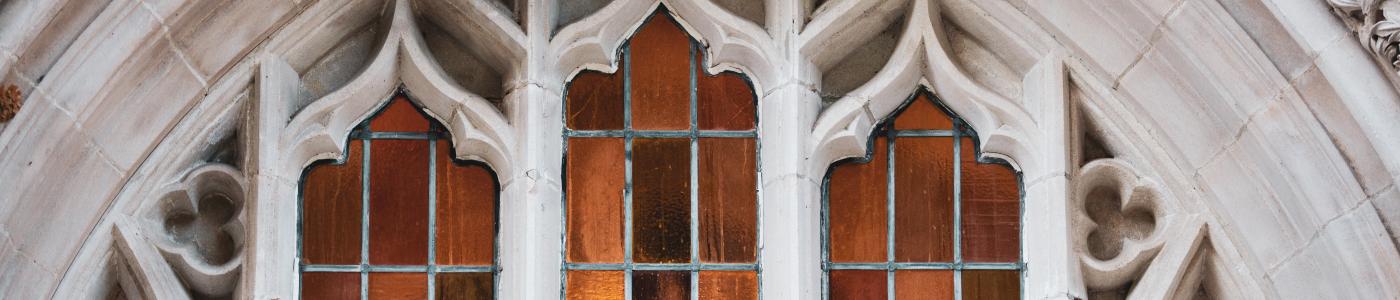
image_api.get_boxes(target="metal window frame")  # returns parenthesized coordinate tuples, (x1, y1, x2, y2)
(560, 13, 764, 299)
(297, 93, 502, 299)
(819, 92, 1025, 299)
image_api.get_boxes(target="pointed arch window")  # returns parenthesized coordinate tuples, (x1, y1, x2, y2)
(823, 92, 1022, 299)
(562, 11, 761, 299)
(299, 95, 499, 299)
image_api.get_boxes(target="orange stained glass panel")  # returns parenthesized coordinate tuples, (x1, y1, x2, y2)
(631, 138, 692, 263)
(698, 138, 756, 263)
(302, 272, 360, 300)
(369, 273, 427, 300)
(633, 271, 690, 300)
(894, 271, 953, 300)
(827, 137, 888, 263)
(829, 270, 887, 300)
(566, 138, 626, 263)
(370, 97, 431, 132)
(960, 138, 1021, 263)
(436, 141, 497, 266)
(894, 137, 955, 262)
(437, 272, 493, 300)
(962, 270, 1020, 300)
(696, 54, 755, 130)
(893, 95, 954, 130)
(699, 271, 757, 300)
(629, 14, 692, 130)
(302, 140, 363, 265)
(567, 271, 625, 300)
(567, 70, 625, 130)
(369, 139, 430, 265)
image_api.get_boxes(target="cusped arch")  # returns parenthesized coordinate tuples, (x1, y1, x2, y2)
(810, 0, 1038, 178)
(277, 0, 516, 180)
(549, 0, 782, 93)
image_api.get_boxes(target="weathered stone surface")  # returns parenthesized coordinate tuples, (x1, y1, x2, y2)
(0, 0, 1398, 298)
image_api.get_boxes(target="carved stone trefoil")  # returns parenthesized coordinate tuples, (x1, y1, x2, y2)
(141, 163, 247, 299)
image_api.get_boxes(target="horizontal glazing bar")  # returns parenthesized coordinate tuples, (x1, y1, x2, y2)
(302, 265, 496, 273)
(565, 263, 627, 270)
(565, 130, 757, 138)
(961, 263, 1023, 270)
(565, 263, 758, 271)
(890, 130, 959, 137)
(349, 131, 446, 140)
(825, 262, 1022, 271)
(436, 265, 495, 273)
(302, 265, 362, 272)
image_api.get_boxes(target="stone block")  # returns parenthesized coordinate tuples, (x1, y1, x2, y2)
(43, 1, 162, 113)
(167, 0, 295, 78)
(78, 40, 206, 169)
(1294, 66, 1391, 196)
(1269, 202, 1400, 299)
(1028, 0, 1175, 77)
(1195, 144, 1302, 269)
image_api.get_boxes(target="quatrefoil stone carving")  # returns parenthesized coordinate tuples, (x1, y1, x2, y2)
(145, 164, 246, 298)
(1072, 159, 1173, 290)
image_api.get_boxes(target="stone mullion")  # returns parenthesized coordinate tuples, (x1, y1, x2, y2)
(496, 1, 565, 299)
(757, 83, 823, 300)
(759, 0, 823, 291)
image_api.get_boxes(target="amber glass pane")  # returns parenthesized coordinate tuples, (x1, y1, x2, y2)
(697, 54, 755, 130)
(303, 141, 363, 265)
(565, 138, 627, 262)
(629, 14, 692, 130)
(632, 138, 691, 263)
(893, 95, 953, 130)
(633, 271, 690, 300)
(698, 138, 756, 263)
(370, 273, 427, 299)
(436, 141, 497, 265)
(567, 70, 625, 130)
(963, 270, 1020, 300)
(370, 97, 431, 132)
(369, 139, 430, 265)
(830, 270, 887, 300)
(437, 272, 493, 300)
(894, 137, 954, 262)
(960, 138, 1020, 262)
(567, 138, 626, 263)
(828, 137, 888, 263)
(302, 272, 360, 300)
(567, 271, 624, 300)
(894, 271, 953, 300)
(699, 271, 757, 300)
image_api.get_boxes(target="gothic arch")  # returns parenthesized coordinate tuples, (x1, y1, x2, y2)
(1, 0, 1398, 299)
(549, 0, 782, 94)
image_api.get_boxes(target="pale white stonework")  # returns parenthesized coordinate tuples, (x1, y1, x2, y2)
(0, 0, 1398, 299)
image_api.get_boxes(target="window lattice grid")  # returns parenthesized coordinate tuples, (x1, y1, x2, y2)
(562, 11, 761, 299)
(299, 96, 500, 299)
(822, 93, 1023, 300)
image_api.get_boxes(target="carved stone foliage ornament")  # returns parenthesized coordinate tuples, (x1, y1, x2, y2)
(118, 163, 246, 299)
(1329, 0, 1400, 73)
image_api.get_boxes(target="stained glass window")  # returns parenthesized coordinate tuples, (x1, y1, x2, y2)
(824, 92, 1022, 300)
(563, 11, 759, 299)
(301, 95, 499, 299)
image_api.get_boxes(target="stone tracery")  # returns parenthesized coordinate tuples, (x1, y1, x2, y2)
(1, 0, 1394, 299)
